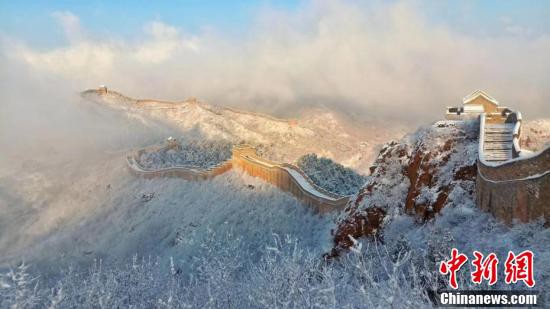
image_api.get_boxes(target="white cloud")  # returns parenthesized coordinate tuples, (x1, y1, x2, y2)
(500, 16, 528, 36)
(20, 41, 115, 84)
(133, 21, 200, 64)
(3, 2, 550, 123)
(145, 21, 179, 39)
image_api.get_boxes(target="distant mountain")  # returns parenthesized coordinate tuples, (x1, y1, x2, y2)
(82, 88, 407, 173)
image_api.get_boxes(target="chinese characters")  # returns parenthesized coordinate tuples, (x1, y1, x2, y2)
(439, 249, 535, 289)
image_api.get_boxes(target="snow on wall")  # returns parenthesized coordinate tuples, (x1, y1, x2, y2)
(477, 111, 549, 224)
(478, 112, 521, 166)
(282, 167, 335, 200)
(330, 118, 549, 299)
(477, 146, 550, 224)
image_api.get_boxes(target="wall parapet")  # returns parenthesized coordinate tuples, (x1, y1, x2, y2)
(476, 168, 549, 225)
(477, 111, 549, 225)
(478, 146, 550, 182)
(232, 145, 350, 213)
(127, 155, 233, 181)
(126, 144, 233, 181)
(280, 163, 344, 200)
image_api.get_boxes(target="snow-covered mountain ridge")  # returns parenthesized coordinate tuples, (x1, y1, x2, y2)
(81, 88, 550, 258)
(82, 88, 406, 172)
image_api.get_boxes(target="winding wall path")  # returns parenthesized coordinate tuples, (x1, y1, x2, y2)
(127, 144, 349, 213)
(232, 146, 350, 213)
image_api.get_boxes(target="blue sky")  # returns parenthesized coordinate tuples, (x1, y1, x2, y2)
(0, 0, 301, 47)
(1, 0, 549, 48)
(422, 0, 550, 37)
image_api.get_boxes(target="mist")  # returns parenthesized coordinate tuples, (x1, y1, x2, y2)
(0, 44, 179, 261)
(2, 0, 548, 252)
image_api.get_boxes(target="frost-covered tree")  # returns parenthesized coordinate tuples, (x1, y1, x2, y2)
(139, 139, 233, 169)
(0, 262, 40, 308)
(2, 219, 548, 308)
(0, 234, 441, 308)
(297, 153, 367, 195)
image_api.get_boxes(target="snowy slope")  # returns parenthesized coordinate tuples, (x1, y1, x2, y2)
(330, 120, 478, 254)
(0, 153, 334, 271)
(0, 92, 339, 270)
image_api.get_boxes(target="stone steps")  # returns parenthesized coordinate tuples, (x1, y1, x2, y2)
(483, 124, 514, 162)
(484, 128, 513, 134)
(484, 136, 513, 142)
(484, 144, 513, 150)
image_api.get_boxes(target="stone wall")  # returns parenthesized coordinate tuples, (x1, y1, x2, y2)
(477, 147, 550, 225)
(127, 156, 233, 181)
(232, 146, 349, 213)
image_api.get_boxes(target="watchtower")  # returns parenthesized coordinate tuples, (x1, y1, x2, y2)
(445, 90, 510, 120)
(98, 85, 108, 94)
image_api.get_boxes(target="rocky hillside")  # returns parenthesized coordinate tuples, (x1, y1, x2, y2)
(82, 89, 406, 172)
(330, 120, 479, 256)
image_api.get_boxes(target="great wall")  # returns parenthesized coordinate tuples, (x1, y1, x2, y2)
(91, 87, 548, 225)
(231, 145, 350, 212)
(127, 143, 350, 213)
(83, 86, 299, 125)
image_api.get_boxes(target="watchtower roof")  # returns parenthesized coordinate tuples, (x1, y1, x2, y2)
(462, 90, 499, 105)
